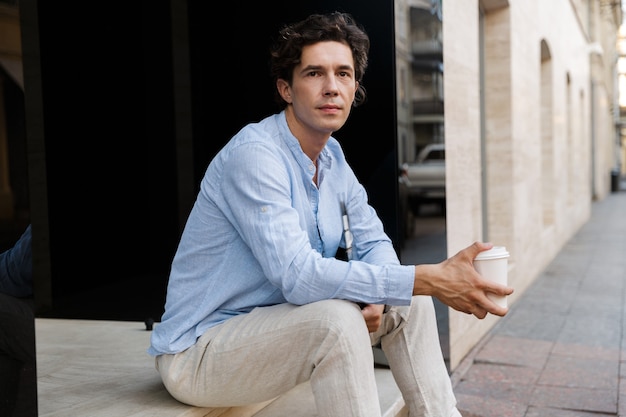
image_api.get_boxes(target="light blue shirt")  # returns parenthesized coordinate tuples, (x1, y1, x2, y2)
(148, 111, 415, 356)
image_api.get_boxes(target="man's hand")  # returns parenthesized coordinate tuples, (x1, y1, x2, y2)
(413, 241, 514, 319)
(360, 303, 385, 332)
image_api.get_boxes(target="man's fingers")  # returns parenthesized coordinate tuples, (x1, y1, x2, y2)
(469, 241, 493, 258)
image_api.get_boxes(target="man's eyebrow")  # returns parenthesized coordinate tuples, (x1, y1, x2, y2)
(300, 64, 323, 73)
(299, 64, 354, 73)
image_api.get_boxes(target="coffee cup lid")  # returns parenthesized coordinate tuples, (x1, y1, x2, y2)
(474, 246, 509, 260)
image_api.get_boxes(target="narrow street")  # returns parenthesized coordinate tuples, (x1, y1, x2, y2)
(400, 202, 450, 367)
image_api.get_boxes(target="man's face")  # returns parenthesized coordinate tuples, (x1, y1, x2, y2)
(278, 41, 358, 140)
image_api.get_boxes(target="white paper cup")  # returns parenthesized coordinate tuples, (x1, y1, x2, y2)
(474, 246, 509, 307)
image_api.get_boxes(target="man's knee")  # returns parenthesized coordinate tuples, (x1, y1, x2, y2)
(312, 299, 364, 322)
(305, 299, 369, 341)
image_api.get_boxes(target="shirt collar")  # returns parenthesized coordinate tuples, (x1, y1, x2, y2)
(277, 110, 334, 172)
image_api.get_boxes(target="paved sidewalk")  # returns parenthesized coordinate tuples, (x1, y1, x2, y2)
(451, 183, 626, 417)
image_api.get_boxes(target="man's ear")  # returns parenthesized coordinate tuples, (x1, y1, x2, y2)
(276, 79, 292, 103)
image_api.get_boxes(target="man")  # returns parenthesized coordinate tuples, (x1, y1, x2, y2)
(0, 224, 36, 417)
(149, 12, 513, 417)
(0, 224, 33, 298)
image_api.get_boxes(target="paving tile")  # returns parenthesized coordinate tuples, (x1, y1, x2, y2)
(552, 341, 619, 361)
(620, 391, 626, 417)
(458, 362, 541, 386)
(494, 308, 567, 341)
(455, 378, 534, 404)
(525, 406, 612, 417)
(537, 355, 618, 390)
(473, 335, 553, 369)
(557, 313, 621, 347)
(541, 261, 587, 282)
(516, 290, 577, 313)
(529, 385, 617, 415)
(455, 392, 527, 417)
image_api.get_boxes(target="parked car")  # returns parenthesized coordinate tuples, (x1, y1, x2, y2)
(399, 143, 446, 216)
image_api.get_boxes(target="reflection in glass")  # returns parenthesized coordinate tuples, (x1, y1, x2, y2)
(395, 0, 449, 368)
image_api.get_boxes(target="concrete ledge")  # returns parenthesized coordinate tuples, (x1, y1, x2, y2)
(36, 318, 406, 417)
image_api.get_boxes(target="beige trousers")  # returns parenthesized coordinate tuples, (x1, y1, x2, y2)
(155, 296, 457, 417)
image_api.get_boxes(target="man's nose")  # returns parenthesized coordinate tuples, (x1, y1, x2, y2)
(323, 77, 339, 96)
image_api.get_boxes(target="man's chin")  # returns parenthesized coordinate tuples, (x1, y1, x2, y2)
(320, 117, 349, 133)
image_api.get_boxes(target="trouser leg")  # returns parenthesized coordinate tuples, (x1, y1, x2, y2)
(156, 299, 381, 417)
(370, 295, 457, 417)
(0, 293, 37, 417)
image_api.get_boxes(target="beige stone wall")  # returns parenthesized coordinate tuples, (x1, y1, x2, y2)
(443, 0, 619, 370)
(442, 0, 488, 370)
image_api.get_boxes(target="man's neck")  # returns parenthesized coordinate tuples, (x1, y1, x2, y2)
(284, 107, 330, 163)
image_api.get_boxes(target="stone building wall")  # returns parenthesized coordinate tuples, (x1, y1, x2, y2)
(443, 0, 620, 369)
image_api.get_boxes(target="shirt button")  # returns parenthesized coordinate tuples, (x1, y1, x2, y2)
(260, 206, 268, 212)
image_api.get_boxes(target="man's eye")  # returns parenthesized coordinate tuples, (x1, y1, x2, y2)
(307, 71, 319, 77)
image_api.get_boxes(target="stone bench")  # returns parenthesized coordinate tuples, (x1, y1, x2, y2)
(35, 318, 407, 417)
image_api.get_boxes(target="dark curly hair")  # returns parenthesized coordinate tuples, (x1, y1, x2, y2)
(269, 12, 370, 109)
